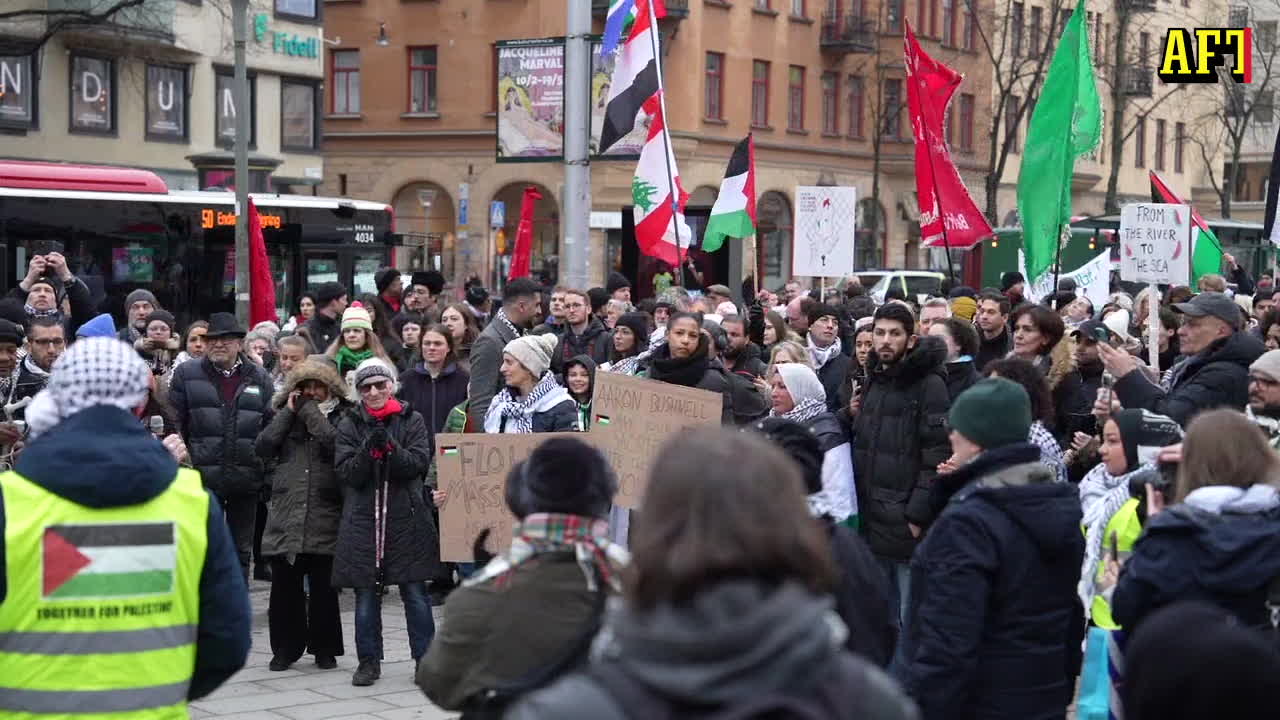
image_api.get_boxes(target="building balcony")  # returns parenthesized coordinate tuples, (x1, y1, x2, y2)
(50, 0, 176, 45)
(820, 13, 876, 53)
(1122, 66, 1153, 97)
(593, 0, 689, 20)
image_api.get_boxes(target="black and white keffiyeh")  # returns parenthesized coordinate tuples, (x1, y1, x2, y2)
(484, 371, 570, 434)
(495, 308, 523, 340)
(1077, 462, 1150, 617)
(25, 337, 151, 440)
(772, 397, 828, 424)
(1028, 420, 1068, 483)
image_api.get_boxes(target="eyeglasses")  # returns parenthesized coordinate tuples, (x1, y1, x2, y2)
(1250, 375, 1279, 387)
(30, 338, 65, 347)
(359, 380, 389, 393)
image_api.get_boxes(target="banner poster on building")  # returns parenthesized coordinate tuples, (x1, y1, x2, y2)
(496, 38, 565, 162)
(589, 40, 646, 159)
(793, 186, 858, 278)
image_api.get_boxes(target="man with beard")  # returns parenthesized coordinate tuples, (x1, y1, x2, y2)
(404, 271, 444, 316)
(10, 317, 65, 417)
(974, 291, 1012, 372)
(1246, 349, 1280, 449)
(807, 303, 852, 412)
(551, 288, 611, 374)
(1071, 319, 1114, 406)
(118, 288, 160, 344)
(12, 253, 93, 335)
(468, 277, 542, 427)
(720, 315, 766, 378)
(851, 303, 951, 630)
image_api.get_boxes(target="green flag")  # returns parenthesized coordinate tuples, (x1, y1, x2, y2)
(1017, 0, 1102, 286)
(1192, 227, 1224, 287)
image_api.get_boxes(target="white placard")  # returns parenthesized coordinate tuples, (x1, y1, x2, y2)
(793, 186, 857, 278)
(1020, 248, 1112, 311)
(1119, 203, 1191, 285)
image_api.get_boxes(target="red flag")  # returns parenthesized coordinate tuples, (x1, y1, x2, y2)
(905, 21, 993, 249)
(247, 199, 277, 326)
(508, 186, 542, 281)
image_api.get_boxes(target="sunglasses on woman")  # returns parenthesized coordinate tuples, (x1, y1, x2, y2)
(359, 380, 389, 393)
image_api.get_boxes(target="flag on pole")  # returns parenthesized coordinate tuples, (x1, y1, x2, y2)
(247, 199, 277, 326)
(904, 20, 993, 249)
(508, 185, 542, 281)
(599, 0, 665, 154)
(602, 0, 637, 54)
(632, 95, 692, 266)
(1016, 0, 1101, 285)
(1150, 170, 1223, 286)
(702, 135, 756, 253)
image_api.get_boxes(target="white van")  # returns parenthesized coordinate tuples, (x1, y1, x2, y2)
(856, 271, 947, 305)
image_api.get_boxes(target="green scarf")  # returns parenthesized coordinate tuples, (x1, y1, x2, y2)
(335, 345, 374, 375)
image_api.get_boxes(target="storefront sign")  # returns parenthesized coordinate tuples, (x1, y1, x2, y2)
(254, 13, 319, 58)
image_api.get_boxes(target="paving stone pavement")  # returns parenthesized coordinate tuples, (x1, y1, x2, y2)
(189, 581, 456, 720)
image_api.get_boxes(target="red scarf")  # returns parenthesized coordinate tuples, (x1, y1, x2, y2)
(365, 397, 403, 421)
(382, 292, 402, 314)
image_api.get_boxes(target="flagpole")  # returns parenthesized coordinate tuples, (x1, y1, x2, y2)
(644, 0, 687, 282)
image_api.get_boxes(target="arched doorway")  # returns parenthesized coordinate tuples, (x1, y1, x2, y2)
(757, 191, 792, 290)
(392, 182, 456, 278)
(492, 182, 559, 288)
(855, 197, 887, 269)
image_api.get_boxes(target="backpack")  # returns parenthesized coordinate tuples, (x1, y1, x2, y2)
(589, 653, 873, 720)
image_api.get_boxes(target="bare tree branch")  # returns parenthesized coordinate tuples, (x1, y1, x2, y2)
(0, 0, 151, 55)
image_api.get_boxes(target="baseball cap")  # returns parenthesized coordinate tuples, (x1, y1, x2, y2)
(1172, 292, 1241, 330)
(1071, 319, 1114, 343)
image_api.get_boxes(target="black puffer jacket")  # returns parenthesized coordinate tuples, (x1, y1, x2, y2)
(896, 443, 1084, 720)
(943, 359, 980, 402)
(170, 355, 275, 498)
(331, 401, 437, 588)
(254, 360, 350, 557)
(1114, 330, 1265, 427)
(852, 335, 951, 561)
(815, 350, 854, 414)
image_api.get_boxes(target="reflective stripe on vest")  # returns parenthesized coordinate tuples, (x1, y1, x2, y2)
(0, 467, 208, 719)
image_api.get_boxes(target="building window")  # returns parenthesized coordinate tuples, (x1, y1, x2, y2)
(946, 104, 955, 145)
(821, 71, 838, 134)
(1006, 94, 1020, 153)
(917, 0, 927, 33)
(791, 0, 805, 15)
(330, 49, 360, 114)
(0, 54, 37, 128)
(941, 0, 955, 45)
(274, 0, 317, 20)
(1154, 118, 1166, 171)
(215, 69, 256, 148)
(69, 54, 114, 134)
(1134, 115, 1146, 168)
(281, 80, 318, 150)
(752, 60, 770, 127)
(1011, 2, 1024, 57)
(959, 92, 974, 152)
(1260, 21, 1278, 53)
(408, 46, 437, 113)
(1030, 6, 1042, 54)
(887, 0, 903, 32)
(847, 74, 864, 138)
(1175, 121, 1185, 173)
(145, 64, 187, 141)
(962, 0, 975, 50)
(882, 78, 903, 140)
(788, 65, 805, 130)
(755, 0, 770, 8)
(705, 52, 724, 121)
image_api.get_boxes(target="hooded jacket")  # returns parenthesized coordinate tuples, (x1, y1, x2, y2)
(852, 335, 952, 560)
(552, 316, 612, 375)
(254, 361, 352, 557)
(0, 405, 250, 700)
(1114, 330, 1265, 427)
(1112, 483, 1280, 632)
(896, 443, 1084, 720)
(509, 580, 919, 720)
(565, 354, 598, 430)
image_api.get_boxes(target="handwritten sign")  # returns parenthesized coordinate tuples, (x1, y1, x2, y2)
(1120, 203, 1190, 285)
(434, 432, 579, 562)
(589, 373, 722, 509)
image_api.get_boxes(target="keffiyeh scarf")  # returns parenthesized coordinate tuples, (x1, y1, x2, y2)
(486, 371, 564, 434)
(25, 337, 151, 441)
(1028, 420, 1068, 483)
(465, 512, 629, 592)
(23, 305, 59, 319)
(807, 336, 843, 370)
(609, 346, 654, 377)
(495, 308, 523, 340)
(1077, 462, 1150, 616)
(771, 396, 828, 424)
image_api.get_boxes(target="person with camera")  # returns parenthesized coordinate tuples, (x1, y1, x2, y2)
(1112, 409, 1280, 634)
(10, 251, 94, 336)
(1245, 349, 1280, 450)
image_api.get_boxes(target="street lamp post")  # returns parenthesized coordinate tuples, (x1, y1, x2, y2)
(231, 0, 251, 324)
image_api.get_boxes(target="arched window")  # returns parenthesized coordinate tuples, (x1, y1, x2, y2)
(757, 191, 793, 289)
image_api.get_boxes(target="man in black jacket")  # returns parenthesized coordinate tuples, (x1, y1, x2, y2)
(551, 288, 611, 374)
(468, 277, 542, 427)
(808, 303, 852, 412)
(974, 291, 1012, 372)
(170, 313, 276, 581)
(721, 315, 766, 378)
(305, 282, 348, 354)
(10, 317, 65, 418)
(852, 303, 951, 628)
(11, 252, 93, 336)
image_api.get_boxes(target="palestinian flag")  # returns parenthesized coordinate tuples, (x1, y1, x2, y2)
(599, 0, 665, 154)
(1150, 170, 1222, 286)
(702, 135, 757, 253)
(632, 95, 692, 266)
(43, 523, 176, 599)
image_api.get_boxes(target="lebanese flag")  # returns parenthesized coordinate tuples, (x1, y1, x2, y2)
(702, 135, 756, 253)
(599, 0, 664, 153)
(632, 95, 691, 266)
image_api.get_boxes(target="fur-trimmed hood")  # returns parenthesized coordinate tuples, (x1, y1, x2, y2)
(271, 358, 348, 409)
(1039, 336, 1078, 391)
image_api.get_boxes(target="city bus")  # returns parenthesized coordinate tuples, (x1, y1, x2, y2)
(0, 161, 398, 328)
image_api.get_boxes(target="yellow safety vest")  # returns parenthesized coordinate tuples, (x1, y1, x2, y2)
(0, 468, 208, 720)
(1091, 497, 1143, 631)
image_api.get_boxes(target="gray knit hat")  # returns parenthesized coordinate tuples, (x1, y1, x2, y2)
(353, 357, 396, 388)
(503, 334, 558, 378)
(1251, 349, 1280, 383)
(125, 289, 159, 312)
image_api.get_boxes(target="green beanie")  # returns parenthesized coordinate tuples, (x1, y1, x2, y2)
(948, 377, 1031, 450)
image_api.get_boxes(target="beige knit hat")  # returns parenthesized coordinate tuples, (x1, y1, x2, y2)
(503, 334, 559, 378)
(342, 302, 373, 332)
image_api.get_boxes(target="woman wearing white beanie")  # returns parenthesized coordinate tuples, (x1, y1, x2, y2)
(484, 334, 578, 433)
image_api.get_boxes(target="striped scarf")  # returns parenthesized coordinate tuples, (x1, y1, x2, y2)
(772, 396, 827, 424)
(491, 371, 561, 434)
(23, 305, 59, 319)
(465, 512, 629, 592)
(1028, 420, 1068, 483)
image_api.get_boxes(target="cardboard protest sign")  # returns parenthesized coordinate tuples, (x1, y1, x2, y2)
(434, 432, 579, 562)
(590, 373, 722, 509)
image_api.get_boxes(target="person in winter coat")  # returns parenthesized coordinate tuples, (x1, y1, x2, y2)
(416, 437, 628, 716)
(468, 278, 543, 427)
(929, 316, 981, 402)
(1009, 304, 1091, 441)
(1076, 409, 1182, 630)
(11, 252, 94, 336)
(135, 310, 182, 379)
(169, 312, 276, 581)
(117, 287, 160, 344)
(769, 363, 856, 525)
(305, 282, 348, 354)
(399, 324, 470, 457)
(641, 312, 739, 424)
(1103, 293, 1266, 427)
(752, 417, 896, 666)
(807, 303, 853, 413)
(327, 303, 396, 384)
(1245, 349, 1280, 449)
(333, 358, 437, 686)
(1112, 408, 1280, 633)
(484, 334, 578, 433)
(974, 292, 1013, 372)
(985, 358, 1069, 484)
(174, 320, 208, 369)
(9, 316, 64, 417)
(441, 302, 480, 374)
(602, 311, 648, 375)
(551, 289, 612, 375)
(254, 357, 351, 672)
(851, 303, 951, 626)
(565, 355, 596, 431)
(895, 378, 1085, 720)
(721, 314, 767, 378)
(509, 428, 919, 720)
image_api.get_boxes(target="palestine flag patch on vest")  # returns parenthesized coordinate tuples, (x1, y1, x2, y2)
(42, 523, 176, 599)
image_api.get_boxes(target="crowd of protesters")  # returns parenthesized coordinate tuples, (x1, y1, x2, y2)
(5, 246, 1280, 718)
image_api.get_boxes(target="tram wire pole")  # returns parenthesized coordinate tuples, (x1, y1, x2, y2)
(561, 0, 592, 291)
(233, 0, 251, 325)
